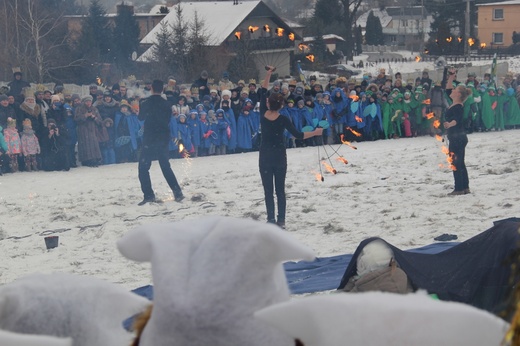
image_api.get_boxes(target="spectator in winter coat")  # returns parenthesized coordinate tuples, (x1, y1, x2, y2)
(95, 91, 120, 121)
(20, 118, 40, 172)
(74, 96, 102, 167)
(7, 71, 30, 103)
(40, 118, 69, 171)
(0, 94, 16, 129)
(0, 125, 9, 174)
(3, 117, 21, 172)
(191, 70, 210, 99)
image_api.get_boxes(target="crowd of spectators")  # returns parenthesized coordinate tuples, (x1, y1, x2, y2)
(1, 67, 520, 175)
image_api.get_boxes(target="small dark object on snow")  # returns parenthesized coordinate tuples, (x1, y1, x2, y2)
(45, 236, 59, 249)
(434, 234, 458, 241)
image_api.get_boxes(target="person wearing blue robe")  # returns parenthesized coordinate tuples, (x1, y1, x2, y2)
(215, 109, 229, 155)
(114, 102, 142, 163)
(303, 96, 320, 146)
(188, 110, 202, 157)
(322, 92, 334, 144)
(220, 99, 237, 153)
(177, 114, 193, 157)
(331, 87, 350, 143)
(236, 103, 255, 152)
(198, 111, 213, 156)
(279, 100, 297, 148)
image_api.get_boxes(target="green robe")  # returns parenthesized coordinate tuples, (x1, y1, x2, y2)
(506, 95, 520, 126)
(480, 91, 495, 130)
(495, 93, 507, 130)
(381, 101, 394, 139)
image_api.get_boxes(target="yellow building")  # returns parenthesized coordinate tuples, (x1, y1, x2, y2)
(477, 0, 520, 47)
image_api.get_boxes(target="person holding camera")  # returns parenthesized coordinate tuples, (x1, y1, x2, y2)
(74, 95, 102, 167)
(137, 80, 184, 206)
(40, 118, 69, 171)
(444, 67, 471, 196)
(258, 67, 323, 229)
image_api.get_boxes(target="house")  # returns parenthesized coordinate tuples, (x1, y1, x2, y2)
(301, 34, 345, 53)
(66, 3, 166, 43)
(356, 6, 432, 50)
(477, 0, 520, 47)
(138, 0, 301, 78)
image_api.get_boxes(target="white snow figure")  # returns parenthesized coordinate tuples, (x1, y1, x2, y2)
(254, 292, 509, 346)
(117, 216, 315, 346)
(0, 329, 72, 346)
(0, 273, 150, 346)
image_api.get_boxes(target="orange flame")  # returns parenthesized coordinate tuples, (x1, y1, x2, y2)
(306, 54, 315, 62)
(446, 37, 453, 42)
(425, 112, 435, 120)
(263, 24, 270, 32)
(96, 77, 102, 85)
(480, 42, 487, 49)
(235, 31, 241, 40)
(457, 37, 463, 43)
(349, 94, 359, 102)
(313, 171, 324, 181)
(468, 37, 475, 46)
(178, 143, 185, 153)
(346, 127, 362, 137)
(340, 134, 358, 149)
(276, 27, 284, 37)
(336, 156, 348, 164)
(415, 56, 421, 62)
(433, 119, 441, 129)
(248, 25, 259, 33)
(422, 99, 431, 105)
(322, 161, 337, 174)
(355, 115, 363, 123)
(288, 32, 295, 41)
(435, 135, 443, 142)
(298, 43, 309, 51)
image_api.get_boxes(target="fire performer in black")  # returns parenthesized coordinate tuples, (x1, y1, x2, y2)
(444, 67, 471, 196)
(258, 66, 323, 229)
(137, 80, 184, 205)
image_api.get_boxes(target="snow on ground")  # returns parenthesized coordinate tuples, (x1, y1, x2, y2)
(0, 130, 519, 290)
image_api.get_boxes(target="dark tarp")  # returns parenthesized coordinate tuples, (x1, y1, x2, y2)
(338, 219, 520, 313)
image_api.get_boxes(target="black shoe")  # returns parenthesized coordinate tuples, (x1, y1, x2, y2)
(276, 221, 286, 230)
(138, 197, 157, 206)
(174, 194, 185, 202)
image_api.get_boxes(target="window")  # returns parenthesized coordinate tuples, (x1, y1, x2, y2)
(492, 32, 504, 44)
(493, 8, 504, 20)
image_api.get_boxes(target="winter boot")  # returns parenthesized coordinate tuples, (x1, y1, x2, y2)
(31, 155, 38, 171)
(9, 155, 18, 173)
(25, 156, 32, 172)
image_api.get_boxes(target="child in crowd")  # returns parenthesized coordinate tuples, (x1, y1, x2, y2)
(100, 118, 116, 165)
(4, 118, 21, 172)
(20, 119, 40, 172)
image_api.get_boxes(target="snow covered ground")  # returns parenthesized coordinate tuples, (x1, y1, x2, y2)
(1, 129, 519, 290)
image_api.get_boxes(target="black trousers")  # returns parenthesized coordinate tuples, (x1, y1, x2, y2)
(138, 142, 182, 199)
(449, 135, 469, 191)
(259, 164, 287, 223)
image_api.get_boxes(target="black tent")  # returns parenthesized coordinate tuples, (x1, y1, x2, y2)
(338, 218, 520, 314)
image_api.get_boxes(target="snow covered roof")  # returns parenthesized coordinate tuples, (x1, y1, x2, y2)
(303, 34, 345, 43)
(385, 6, 427, 18)
(356, 9, 392, 28)
(476, 0, 520, 5)
(141, 1, 262, 46)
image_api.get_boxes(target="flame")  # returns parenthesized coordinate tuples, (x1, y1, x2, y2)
(355, 115, 363, 123)
(248, 25, 259, 33)
(288, 32, 295, 41)
(415, 56, 421, 62)
(468, 37, 475, 46)
(306, 54, 315, 62)
(446, 37, 453, 42)
(457, 37, 463, 43)
(346, 127, 362, 137)
(263, 24, 270, 32)
(480, 42, 487, 49)
(433, 119, 441, 129)
(298, 43, 309, 51)
(96, 77, 102, 85)
(425, 112, 435, 120)
(424, 48, 429, 54)
(422, 99, 431, 105)
(178, 143, 184, 153)
(336, 156, 348, 164)
(312, 171, 324, 182)
(435, 135, 443, 142)
(322, 161, 337, 174)
(340, 134, 358, 149)
(349, 94, 359, 102)
(235, 31, 241, 40)
(276, 27, 284, 37)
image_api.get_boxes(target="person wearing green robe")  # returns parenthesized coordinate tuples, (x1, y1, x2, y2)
(505, 87, 520, 128)
(479, 86, 495, 131)
(391, 93, 404, 138)
(495, 86, 507, 131)
(381, 95, 394, 139)
(402, 91, 418, 136)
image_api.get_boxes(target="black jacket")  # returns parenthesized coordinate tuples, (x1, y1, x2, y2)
(139, 95, 171, 145)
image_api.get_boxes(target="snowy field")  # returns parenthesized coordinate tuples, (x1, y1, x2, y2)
(1, 129, 519, 290)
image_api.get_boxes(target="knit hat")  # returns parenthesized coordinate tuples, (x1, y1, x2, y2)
(7, 117, 16, 128)
(103, 90, 112, 97)
(23, 118, 32, 128)
(116, 216, 314, 346)
(51, 95, 61, 102)
(71, 94, 81, 102)
(221, 89, 232, 98)
(179, 114, 187, 120)
(81, 95, 93, 103)
(47, 118, 57, 125)
(0, 94, 8, 102)
(120, 99, 130, 109)
(103, 118, 114, 127)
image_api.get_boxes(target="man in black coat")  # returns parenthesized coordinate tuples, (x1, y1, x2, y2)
(137, 80, 184, 206)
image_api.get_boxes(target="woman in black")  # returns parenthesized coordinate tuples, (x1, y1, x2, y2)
(444, 68, 471, 195)
(259, 67, 323, 228)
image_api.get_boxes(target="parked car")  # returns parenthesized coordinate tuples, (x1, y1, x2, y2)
(324, 64, 362, 78)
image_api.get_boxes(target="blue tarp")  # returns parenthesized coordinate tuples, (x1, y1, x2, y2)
(132, 241, 458, 298)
